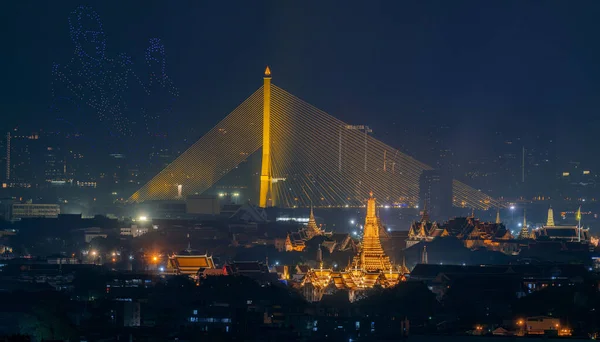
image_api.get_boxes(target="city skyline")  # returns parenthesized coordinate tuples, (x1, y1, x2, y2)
(1, 1, 599, 171)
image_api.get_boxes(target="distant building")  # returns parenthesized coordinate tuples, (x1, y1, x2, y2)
(282, 206, 329, 252)
(43, 146, 67, 183)
(534, 206, 589, 242)
(406, 207, 447, 248)
(186, 195, 220, 215)
(407, 213, 513, 252)
(419, 170, 452, 221)
(167, 245, 217, 280)
(0, 198, 16, 220)
(6, 130, 40, 185)
(523, 316, 570, 336)
(120, 225, 149, 237)
(12, 203, 60, 219)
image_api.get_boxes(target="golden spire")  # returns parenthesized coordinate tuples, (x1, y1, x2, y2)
(495, 208, 501, 224)
(352, 192, 393, 272)
(546, 205, 555, 226)
(305, 202, 322, 239)
(518, 209, 529, 239)
(264, 66, 271, 77)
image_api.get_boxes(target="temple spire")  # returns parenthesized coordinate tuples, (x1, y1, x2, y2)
(305, 202, 322, 239)
(421, 201, 430, 222)
(518, 209, 529, 239)
(495, 208, 501, 224)
(546, 206, 555, 227)
(421, 245, 428, 264)
(352, 191, 393, 272)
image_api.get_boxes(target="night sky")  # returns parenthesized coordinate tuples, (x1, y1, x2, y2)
(2, 1, 599, 167)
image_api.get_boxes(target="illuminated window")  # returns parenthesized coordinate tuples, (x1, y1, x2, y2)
(562, 172, 570, 177)
(583, 170, 590, 175)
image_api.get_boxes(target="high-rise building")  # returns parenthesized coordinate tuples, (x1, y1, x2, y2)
(419, 169, 452, 221)
(44, 146, 66, 183)
(7, 130, 40, 186)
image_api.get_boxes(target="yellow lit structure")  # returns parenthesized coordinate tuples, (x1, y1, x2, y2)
(167, 246, 216, 279)
(128, 69, 501, 210)
(302, 192, 404, 301)
(259, 66, 272, 207)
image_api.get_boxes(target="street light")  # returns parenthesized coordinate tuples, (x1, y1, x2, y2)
(350, 219, 355, 225)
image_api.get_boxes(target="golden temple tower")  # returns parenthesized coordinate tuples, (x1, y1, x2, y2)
(496, 208, 501, 224)
(518, 209, 530, 239)
(353, 192, 393, 271)
(546, 206, 555, 226)
(259, 66, 272, 207)
(305, 204, 323, 239)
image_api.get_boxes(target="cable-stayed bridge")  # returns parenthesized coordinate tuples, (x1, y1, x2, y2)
(129, 68, 501, 210)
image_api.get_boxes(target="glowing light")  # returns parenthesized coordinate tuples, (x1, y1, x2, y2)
(510, 206, 515, 210)
(129, 255, 133, 260)
(138, 216, 148, 221)
(159, 266, 165, 272)
(387, 228, 391, 232)
(275, 261, 279, 266)
(232, 192, 240, 197)
(91, 250, 97, 256)
(350, 219, 355, 225)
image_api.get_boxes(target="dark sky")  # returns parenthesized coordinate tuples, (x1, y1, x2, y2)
(1, 1, 599, 166)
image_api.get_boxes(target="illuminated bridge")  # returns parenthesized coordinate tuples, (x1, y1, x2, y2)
(129, 67, 501, 210)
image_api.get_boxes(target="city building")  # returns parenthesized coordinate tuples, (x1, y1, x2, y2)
(11, 203, 60, 219)
(186, 195, 220, 215)
(419, 169, 452, 221)
(120, 225, 149, 238)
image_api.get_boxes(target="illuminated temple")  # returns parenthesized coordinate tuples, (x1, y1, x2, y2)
(302, 192, 408, 302)
(166, 243, 217, 279)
